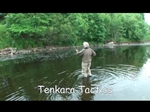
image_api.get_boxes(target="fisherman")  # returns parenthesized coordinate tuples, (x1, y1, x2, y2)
(75, 42, 96, 77)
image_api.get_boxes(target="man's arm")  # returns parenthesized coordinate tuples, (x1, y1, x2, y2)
(76, 49, 84, 56)
(75, 49, 78, 53)
(92, 49, 96, 56)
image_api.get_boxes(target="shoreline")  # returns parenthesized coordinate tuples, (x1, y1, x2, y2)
(0, 42, 150, 56)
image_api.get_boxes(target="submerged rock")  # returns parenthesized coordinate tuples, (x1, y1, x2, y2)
(105, 41, 115, 48)
(0, 47, 17, 56)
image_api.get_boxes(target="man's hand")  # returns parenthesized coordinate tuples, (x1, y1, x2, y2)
(75, 49, 78, 52)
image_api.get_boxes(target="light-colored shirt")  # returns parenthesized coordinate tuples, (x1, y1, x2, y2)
(76, 47, 96, 63)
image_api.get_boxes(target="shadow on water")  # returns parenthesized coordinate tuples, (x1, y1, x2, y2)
(1, 45, 150, 100)
(79, 77, 95, 101)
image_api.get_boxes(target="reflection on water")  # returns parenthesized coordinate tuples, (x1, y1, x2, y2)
(0, 45, 150, 100)
(139, 58, 150, 77)
(79, 77, 94, 101)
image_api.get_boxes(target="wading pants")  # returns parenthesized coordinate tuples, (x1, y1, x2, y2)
(81, 62, 92, 77)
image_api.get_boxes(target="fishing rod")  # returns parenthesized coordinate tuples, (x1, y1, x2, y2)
(62, 30, 78, 51)
(66, 36, 77, 51)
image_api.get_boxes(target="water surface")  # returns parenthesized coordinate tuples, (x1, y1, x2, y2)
(0, 45, 150, 101)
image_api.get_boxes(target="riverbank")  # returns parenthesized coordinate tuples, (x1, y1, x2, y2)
(0, 45, 82, 56)
(1, 42, 150, 56)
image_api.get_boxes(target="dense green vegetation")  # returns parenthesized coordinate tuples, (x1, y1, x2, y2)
(0, 13, 150, 50)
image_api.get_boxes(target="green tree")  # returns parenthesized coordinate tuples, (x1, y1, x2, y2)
(0, 13, 149, 50)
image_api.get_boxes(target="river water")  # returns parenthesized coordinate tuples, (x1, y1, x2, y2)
(0, 45, 150, 101)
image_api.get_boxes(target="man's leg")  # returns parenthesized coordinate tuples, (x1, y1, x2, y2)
(87, 62, 92, 76)
(82, 62, 88, 77)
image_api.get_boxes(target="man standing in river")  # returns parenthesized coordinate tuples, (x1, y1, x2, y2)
(75, 42, 96, 77)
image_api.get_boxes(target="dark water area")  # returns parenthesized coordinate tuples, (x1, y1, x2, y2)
(0, 45, 150, 101)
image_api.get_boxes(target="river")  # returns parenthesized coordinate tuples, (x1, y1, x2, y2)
(0, 45, 150, 101)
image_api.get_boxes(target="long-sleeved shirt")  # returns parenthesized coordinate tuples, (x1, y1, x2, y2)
(76, 47, 96, 63)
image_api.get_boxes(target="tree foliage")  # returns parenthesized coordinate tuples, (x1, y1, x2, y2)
(0, 13, 149, 49)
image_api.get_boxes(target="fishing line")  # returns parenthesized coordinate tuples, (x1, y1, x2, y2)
(62, 30, 77, 50)
(66, 36, 77, 50)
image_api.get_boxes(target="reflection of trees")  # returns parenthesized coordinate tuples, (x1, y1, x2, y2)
(0, 76, 13, 90)
(0, 76, 16, 100)
(0, 58, 80, 100)
(1, 46, 149, 100)
(0, 75, 31, 101)
(122, 46, 147, 66)
(36, 70, 80, 100)
(139, 58, 150, 77)
(146, 46, 150, 57)
(94, 46, 147, 67)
